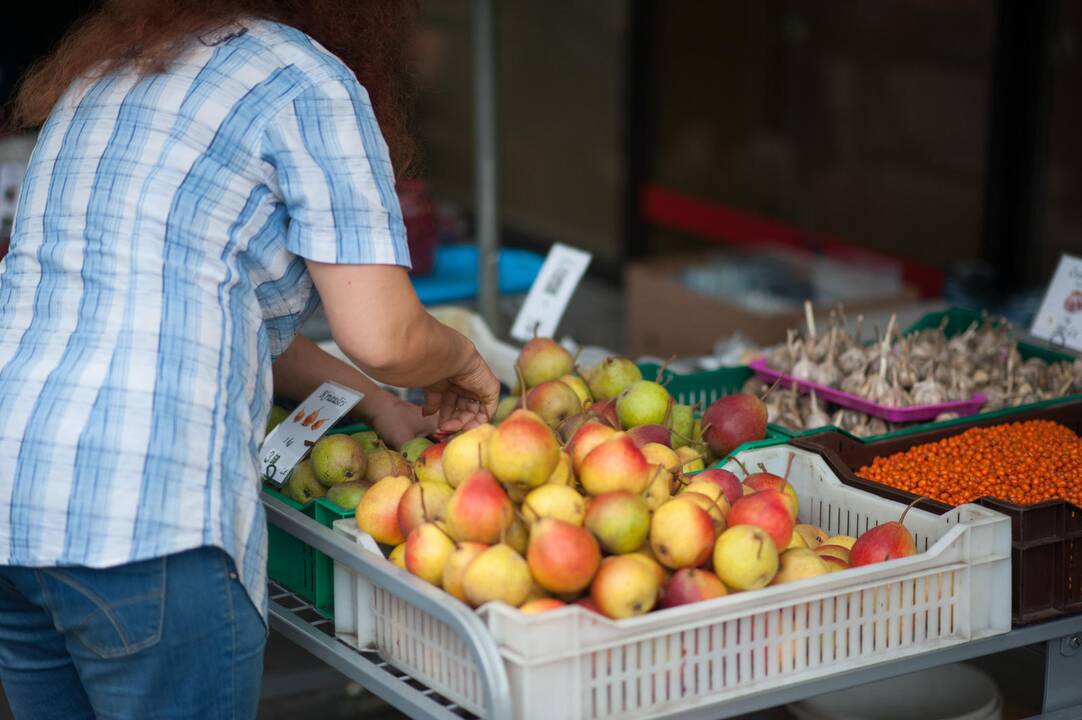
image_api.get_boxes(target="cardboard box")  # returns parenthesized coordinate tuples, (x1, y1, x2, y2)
(626, 254, 918, 357)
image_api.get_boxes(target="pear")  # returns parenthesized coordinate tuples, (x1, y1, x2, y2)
(442, 424, 495, 487)
(642, 465, 673, 511)
(441, 541, 487, 602)
(568, 422, 617, 473)
(396, 481, 453, 538)
(583, 491, 650, 554)
(668, 403, 694, 449)
(727, 489, 794, 550)
(463, 544, 532, 607)
(526, 380, 582, 430)
(713, 525, 779, 590)
(587, 357, 643, 401)
(311, 434, 366, 487)
(286, 460, 325, 504)
(579, 433, 651, 496)
(519, 598, 566, 615)
(675, 446, 705, 474)
(546, 451, 574, 486)
(493, 396, 520, 424)
(365, 448, 412, 484)
(559, 374, 593, 407)
(673, 492, 727, 536)
(616, 380, 671, 429)
(486, 409, 560, 491)
(400, 437, 433, 463)
(522, 485, 586, 527)
(794, 524, 829, 549)
(527, 518, 601, 594)
(325, 481, 366, 511)
(825, 534, 857, 551)
(771, 548, 829, 585)
(649, 499, 715, 569)
(444, 470, 512, 544)
(356, 475, 412, 545)
(590, 555, 658, 619)
(414, 443, 448, 485)
(702, 393, 768, 456)
(659, 568, 727, 609)
(517, 337, 575, 388)
(850, 503, 919, 568)
(404, 523, 456, 585)
(505, 513, 529, 555)
(388, 543, 407, 569)
(351, 430, 382, 453)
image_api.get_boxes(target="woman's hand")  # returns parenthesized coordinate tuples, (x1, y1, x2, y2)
(423, 345, 501, 435)
(369, 394, 440, 449)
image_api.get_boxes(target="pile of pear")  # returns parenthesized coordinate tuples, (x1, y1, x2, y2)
(309, 337, 921, 619)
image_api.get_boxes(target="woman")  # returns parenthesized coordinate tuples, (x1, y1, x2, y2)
(0, 2, 500, 718)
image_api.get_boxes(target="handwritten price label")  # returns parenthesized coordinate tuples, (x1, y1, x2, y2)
(510, 243, 592, 343)
(260, 381, 363, 488)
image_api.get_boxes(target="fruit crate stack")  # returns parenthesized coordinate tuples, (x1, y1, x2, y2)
(330, 443, 1010, 720)
(793, 399, 1082, 625)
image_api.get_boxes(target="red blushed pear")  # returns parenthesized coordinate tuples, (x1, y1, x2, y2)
(742, 472, 799, 519)
(527, 518, 602, 595)
(486, 409, 561, 490)
(443, 470, 513, 544)
(702, 393, 768, 456)
(526, 380, 582, 430)
(578, 433, 651, 496)
(659, 568, 727, 609)
(396, 481, 453, 538)
(414, 442, 448, 485)
(568, 422, 618, 474)
(626, 423, 671, 449)
(403, 523, 455, 586)
(517, 337, 575, 389)
(574, 595, 603, 615)
(727, 489, 794, 551)
(849, 498, 922, 568)
(693, 468, 743, 506)
(587, 398, 619, 428)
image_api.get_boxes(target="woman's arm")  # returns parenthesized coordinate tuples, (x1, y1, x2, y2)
(272, 335, 438, 448)
(305, 261, 501, 425)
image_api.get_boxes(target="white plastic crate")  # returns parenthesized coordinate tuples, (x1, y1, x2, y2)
(332, 445, 1011, 720)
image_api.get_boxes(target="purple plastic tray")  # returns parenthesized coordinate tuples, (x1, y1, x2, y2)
(748, 357, 987, 422)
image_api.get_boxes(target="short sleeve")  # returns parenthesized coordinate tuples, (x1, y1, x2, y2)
(261, 77, 411, 267)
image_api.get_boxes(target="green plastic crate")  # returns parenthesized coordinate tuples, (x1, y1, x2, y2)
(770, 307, 1080, 441)
(263, 423, 369, 618)
(636, 362, 787, 442)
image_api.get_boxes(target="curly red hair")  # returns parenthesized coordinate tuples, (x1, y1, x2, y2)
(13, 0, 418, 175)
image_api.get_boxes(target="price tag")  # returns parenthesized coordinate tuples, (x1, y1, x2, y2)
(510, 243, 592, 342)
(1031, 254, 1082, 353)
(260, 381, 363, 488)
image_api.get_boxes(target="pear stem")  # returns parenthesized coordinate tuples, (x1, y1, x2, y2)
(898, 495, 928, 527)
(730, 456, 751, 478)
(663, 397, 674, 427)
(515, 366, 529, 411)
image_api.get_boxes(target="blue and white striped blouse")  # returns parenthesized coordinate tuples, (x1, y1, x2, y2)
(0, 19, 410, 617)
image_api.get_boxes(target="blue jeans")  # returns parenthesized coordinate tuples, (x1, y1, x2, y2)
(0, 547, 266, 720)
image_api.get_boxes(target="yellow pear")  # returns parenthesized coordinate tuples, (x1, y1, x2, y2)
(441, 542, 487, 602)
(559, 374, 593, 407)
(522, 484, 586, 526)
(825, 534, 857, 550)
(486, 410, 561, 490)
(771, 548, 829, 585)
(442, 424, 495, 487)
(794, 524, 829, 549)
(404, 523, 456, 586)
(463, 544, 532, 607)
(388, 543, 406, 569)
(356, 475, 412, 545)
(642, 464, 672, 510)
(675, 446, 705, 473)
(712, 525, 779, 590)
(545, 451, 574, 486)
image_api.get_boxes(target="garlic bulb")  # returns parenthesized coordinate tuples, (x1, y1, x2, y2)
(804, 389, 831, 430)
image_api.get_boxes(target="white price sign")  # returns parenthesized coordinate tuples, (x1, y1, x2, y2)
(260, 381, 363, 488)
(510, 243, 592, 342)
(1031, 254, 1082, 353)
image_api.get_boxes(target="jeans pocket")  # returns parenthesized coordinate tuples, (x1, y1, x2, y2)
(39, 557, 166, 659)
